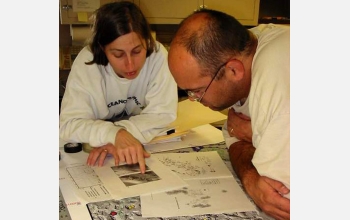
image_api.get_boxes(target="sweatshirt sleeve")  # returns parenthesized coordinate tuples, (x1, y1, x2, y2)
(113, 43, 178, 143)
(59, 47, 123, 146)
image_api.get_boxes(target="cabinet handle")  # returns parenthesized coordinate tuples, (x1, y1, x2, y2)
(61, 4, 72, 10)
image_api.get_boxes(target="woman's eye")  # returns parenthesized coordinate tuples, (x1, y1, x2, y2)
(113, 53, 124, 58)
(132, 50, 141, 54)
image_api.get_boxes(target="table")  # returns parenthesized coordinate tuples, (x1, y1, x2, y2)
(59, 142, 273, 220)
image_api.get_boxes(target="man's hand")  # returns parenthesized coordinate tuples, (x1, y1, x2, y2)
(228, 141, 290, 220)
(245, 174, 290, 220)
(227, 108, 252, 142)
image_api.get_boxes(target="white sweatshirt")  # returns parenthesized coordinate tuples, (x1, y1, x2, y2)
(223, 24, 290, 194)
(59, 42, 178, 147)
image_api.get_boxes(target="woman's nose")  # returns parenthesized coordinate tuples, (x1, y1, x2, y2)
(125, 55, 135, 69)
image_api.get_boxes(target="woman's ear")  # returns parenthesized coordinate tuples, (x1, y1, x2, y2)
(226, 59, 245, 81)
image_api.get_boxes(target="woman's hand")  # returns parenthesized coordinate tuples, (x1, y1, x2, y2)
(87, 143, 116, 167)
(112, 129, 150, 173)
(86, 129, 150, 173)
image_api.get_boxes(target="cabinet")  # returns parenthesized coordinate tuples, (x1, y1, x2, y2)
(139, 0, 259, 26)
(59, 0, 137, 24)
(60, 0, 259, 26)
(202, 0, 260, 26)
(139, 0, 200, 24)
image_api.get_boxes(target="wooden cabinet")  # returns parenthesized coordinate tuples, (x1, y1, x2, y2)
(202, 0, 260, 26)
(60, 0, 259, 26)
(139, 0, 259, 26)
(59, 0, 137, 24)
(138, 0, 200, 24)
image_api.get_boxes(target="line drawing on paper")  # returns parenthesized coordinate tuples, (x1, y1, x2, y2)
(66, 164, 102, 189)
(156, 155, 216, 177)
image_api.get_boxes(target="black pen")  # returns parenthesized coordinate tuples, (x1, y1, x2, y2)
(166, 129, 175, 135)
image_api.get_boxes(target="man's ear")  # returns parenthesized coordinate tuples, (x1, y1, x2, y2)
(226, 59, 245, 81)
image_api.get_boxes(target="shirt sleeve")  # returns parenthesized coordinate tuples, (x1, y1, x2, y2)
(59, 47, 123, 146)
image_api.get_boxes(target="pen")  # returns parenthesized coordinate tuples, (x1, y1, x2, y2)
(166, 129, 175, 135)
(157, 129, 176, 136)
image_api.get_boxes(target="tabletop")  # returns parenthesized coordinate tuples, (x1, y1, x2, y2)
(59, 142, 273, 220)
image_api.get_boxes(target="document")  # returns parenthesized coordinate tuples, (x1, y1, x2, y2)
(60, 163, 113, 203)
(149, 99, 227, 144)
(59, 149, 107, 220)
(144, 124, 225, 153)
(140, 151, 257, 218)
(169, 99, 227, 133)
(59, 149, 188, 216)
(94, 156, 188, 200)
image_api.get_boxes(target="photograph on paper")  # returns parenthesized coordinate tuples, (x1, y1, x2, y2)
(111, 163, 160, 187)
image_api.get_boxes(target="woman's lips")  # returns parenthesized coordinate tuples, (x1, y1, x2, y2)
(126, 71, 136, 76)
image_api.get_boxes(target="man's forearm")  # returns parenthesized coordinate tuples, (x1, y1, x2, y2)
(228, 141, 259, 192)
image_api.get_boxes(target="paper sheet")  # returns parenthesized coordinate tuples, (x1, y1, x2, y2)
(94, 156, 188, 200)
(59, 148, 188, 218)
(153, 151, 233, 180)
(169, 99, 227, 133)
(144, 124, 225, 153)
(59, 149, 106, 219)
(141, 178, 257, 218)
(140, 151, 257, 218)
(148, 99, 227, 144)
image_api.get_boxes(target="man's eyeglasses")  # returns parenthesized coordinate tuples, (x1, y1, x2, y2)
(186, 61, 228, 102)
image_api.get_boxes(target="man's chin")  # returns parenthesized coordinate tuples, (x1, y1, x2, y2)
(208, 105, 224, 111)
(201, 102, 225, 111)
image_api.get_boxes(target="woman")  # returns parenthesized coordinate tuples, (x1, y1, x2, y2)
(59, 1, 178, 173)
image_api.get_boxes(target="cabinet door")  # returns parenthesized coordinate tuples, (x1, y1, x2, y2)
(60, 0, 138, 24)
(203, 0, 260, 26)
(139, 0, 200, 24)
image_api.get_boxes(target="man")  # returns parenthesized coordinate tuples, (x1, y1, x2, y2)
(168, 9, 290, 220)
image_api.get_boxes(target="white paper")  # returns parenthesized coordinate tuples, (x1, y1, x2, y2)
(153, 151, 233, 180)
(62, 163, 113, 202)
(59, 149, 114, 203)
(59, 148, 188, 219)
(144, 124, 225, 153)
(94, 156, 188, 200)
(59, 149, 110, 220)
(140, 151, 257, 218)
(141, 178, 257, 218)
